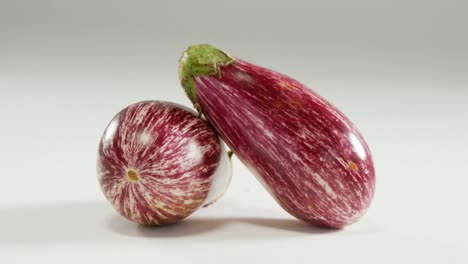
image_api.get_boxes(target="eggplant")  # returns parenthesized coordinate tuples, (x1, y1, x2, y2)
(97, 101, 231, 225)
(178, 44, 375, 228)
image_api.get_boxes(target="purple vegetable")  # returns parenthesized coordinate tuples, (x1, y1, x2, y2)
(178, 44, 375, 228)
(97, 101, 231, 225)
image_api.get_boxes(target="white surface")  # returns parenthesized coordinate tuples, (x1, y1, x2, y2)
(1, 1, 467, 263)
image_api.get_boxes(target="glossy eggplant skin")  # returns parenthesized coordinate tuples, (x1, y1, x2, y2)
(97, 101, 230, 225)
(179, 45, 375, 228)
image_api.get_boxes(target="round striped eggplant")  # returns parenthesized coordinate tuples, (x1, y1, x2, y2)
(179, 44, 375, 228)
(97, 101, 231, 225)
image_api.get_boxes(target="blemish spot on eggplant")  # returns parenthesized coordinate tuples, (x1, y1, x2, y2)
(278, 81, 296, 91)
(348, 161, 358, 171)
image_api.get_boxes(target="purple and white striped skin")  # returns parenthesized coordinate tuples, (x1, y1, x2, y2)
(179, 44, 375, 228)
(97, 101, 231, 225)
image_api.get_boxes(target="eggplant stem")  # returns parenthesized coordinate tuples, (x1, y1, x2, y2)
(178, 44, 235, 115)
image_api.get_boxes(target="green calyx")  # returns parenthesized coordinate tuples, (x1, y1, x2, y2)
(178, 44, 235, 114)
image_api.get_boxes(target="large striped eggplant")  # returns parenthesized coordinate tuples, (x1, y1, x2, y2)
(178, 44, 375, 228)
(97, 101, 231, 225)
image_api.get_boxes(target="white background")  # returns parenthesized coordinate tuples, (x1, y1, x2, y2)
(1, 0, 467, 263)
